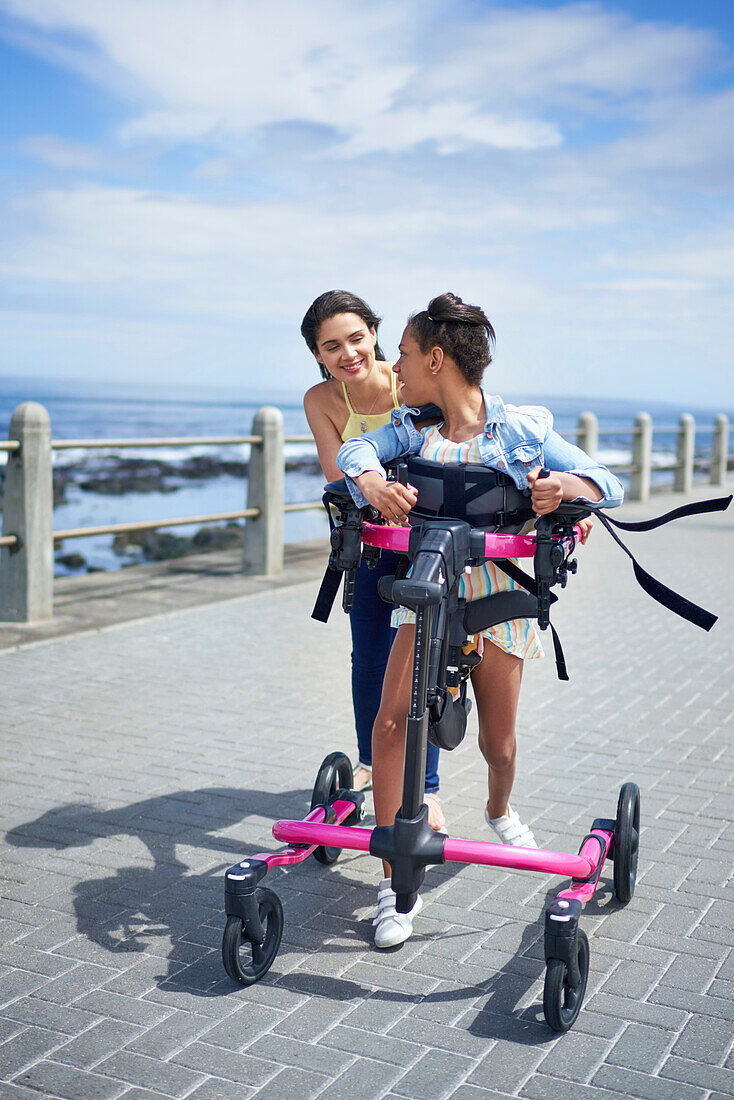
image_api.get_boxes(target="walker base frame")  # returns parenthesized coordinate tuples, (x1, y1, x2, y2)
(223, 498, 642, 1032)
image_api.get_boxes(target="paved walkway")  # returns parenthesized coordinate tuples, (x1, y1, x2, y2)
(1, 486, 733, 1099)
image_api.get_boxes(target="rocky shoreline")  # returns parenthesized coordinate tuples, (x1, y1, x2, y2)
(2, 451, 323, 575)
(50, 451, 322, 504)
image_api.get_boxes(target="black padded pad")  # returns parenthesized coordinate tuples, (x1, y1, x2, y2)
(463, 590, 539, 633)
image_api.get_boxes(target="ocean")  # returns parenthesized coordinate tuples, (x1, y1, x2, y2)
(0, 376, 730, 576)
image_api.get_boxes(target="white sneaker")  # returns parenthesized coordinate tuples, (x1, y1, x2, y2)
(372, 879, 423, 948)
(484, 804, 538, 847)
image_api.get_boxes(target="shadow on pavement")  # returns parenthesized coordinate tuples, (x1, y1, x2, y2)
(6, 788, 616, 1040)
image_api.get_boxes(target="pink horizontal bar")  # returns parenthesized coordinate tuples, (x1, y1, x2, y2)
(256, 802, 362, 869)
(557, 830, 613, 904)
(273, 819, 373, 853)
(443, 836, 595, 878)
(362, 523, 581, 560)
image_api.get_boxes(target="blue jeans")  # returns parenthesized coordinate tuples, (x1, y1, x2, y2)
(349, 551, 440, 794)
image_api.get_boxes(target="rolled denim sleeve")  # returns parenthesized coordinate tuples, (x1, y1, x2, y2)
(543, 429, 624, 508)
(337, 422, 411, 507)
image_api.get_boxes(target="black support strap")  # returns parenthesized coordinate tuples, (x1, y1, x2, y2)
(463, 562, 569, 681)
(311, 566, 343, 624)
(593, 512, 719, 631)
(584, 494, 732, 632)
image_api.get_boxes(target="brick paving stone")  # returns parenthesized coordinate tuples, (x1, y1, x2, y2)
(519, 1076, 627, 1100)
(316, 1056, 405, 1100)
(185, 1081, 255, 1100)
(467, 1041, 546, 1093)
(94, 1050, 205, 1097)
(535, 1031, 610, 1083)
(602, 1022, 674, 1074)
(12, 1060, 127, 1099)
(593, 1063, 707, 1100)
(245, 1032, 356, 1076)
(170, 1041, 277, 1086)
(248, 1065, 330, 1099)
(2, 996, 103, 1035)
(319, 1024, 423, 1067)
(54, 1020, 145, 1069)
(391, 1047, 477, 1098)
(451, 1088, 516, 1100)
(658, 1054, 734, 1094)
(0, 1028, 67, 1078)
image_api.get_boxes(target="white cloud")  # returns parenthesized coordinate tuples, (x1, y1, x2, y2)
(0, 1, 732, 403)
(6, 0, 716, 158)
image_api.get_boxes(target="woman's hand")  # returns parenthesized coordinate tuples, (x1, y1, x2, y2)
(355, 472, 418, 525)
(526, 466, 563, 514)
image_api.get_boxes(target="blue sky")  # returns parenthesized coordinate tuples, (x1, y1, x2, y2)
(1, 0, 733, 405)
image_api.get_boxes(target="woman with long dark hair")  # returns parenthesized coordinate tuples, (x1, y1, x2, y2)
(301, 291, 442, 822)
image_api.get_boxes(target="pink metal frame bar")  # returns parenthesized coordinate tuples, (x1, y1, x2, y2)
(263, 807, 614, 907)
(362, 522, 580, 559)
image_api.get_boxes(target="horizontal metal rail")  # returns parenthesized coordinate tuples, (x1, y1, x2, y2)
(54, 509, 259, 541)
(52, 435, 263, 450)
(283, 500, 322, 513)
(49, 433, 312, 450)
(0, 534, 19, 547)
(0, 441, 20, 453)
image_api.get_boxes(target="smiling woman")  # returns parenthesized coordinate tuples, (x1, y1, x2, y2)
(300, 289, 442, 813)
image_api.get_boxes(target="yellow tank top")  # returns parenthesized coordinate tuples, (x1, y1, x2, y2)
(340, 367, 400, 441)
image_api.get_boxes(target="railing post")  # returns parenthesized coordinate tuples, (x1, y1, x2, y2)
(242, 406, 284, 576)
(629, 412, 652, 502)
(576, 411, 598, 458)
(0, 402, 54, 622)
(710, 414, 729, 486)
(674, 413, 695, 494)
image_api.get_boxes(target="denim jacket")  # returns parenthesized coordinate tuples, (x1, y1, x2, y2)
(337, 390, 624, 509)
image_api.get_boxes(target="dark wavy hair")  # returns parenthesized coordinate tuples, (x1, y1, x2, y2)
(301, 290, 386, 380)
(408, 292, 496, 385)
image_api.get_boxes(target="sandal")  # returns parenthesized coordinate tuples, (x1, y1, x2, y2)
(352, 764, 373, 792)
(425, 793, 447, 833)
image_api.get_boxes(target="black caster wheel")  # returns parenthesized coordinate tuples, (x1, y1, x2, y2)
(543, 929, 590, 1033)
(222, 886, 283, 985)
(613, 782, 640, 904)
(310, 752, 354, 865)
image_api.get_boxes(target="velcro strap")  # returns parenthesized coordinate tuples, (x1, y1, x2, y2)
(311, 566, 343, 623)
(443, 464, 466, 520)
(591, 494, 731, 533)
(594, 512, 718, 631)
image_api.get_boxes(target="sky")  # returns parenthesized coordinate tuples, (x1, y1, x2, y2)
(0, 0, 733, 406)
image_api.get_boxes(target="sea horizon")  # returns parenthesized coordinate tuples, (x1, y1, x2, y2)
(1, 374, 731, 577)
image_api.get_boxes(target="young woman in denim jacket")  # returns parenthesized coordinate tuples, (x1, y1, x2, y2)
(337, 292, 624, 948)
(301, 291, 443, 826)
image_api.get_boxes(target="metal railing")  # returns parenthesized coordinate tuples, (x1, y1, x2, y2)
(0, 403, 730, 624)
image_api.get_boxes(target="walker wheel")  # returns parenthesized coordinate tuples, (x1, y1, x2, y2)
(221, 887, 283, 985)
(613, 782, 640, 904)
(543, 929, 589, 1033)
(310, 752, 354, 865)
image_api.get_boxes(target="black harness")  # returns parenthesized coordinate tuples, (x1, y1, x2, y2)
(391, 455, 533, 532)
(312, 460, 731, 687)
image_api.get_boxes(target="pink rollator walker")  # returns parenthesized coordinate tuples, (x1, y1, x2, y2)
(222, 460, 729, 1032)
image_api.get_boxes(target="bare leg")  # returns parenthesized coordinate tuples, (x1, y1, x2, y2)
(470, 641, 524, 819)
(371, 625, 415, 877)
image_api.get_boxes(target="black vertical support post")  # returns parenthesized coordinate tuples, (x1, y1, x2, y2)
(401, 605, 431, 820)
